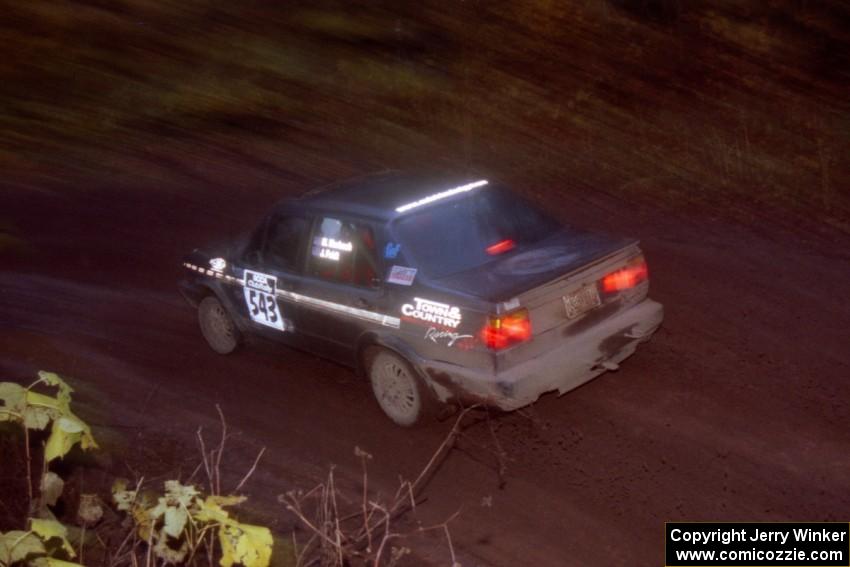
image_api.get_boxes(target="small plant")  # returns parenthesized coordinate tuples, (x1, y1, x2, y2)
(0, 371, 97, 567)
(1, 373, 274, 567)
(112, 480, 272, 567)
(0, 517, 82, 567)
(109, 406, 273, 567)
(0, 371, 98, 508)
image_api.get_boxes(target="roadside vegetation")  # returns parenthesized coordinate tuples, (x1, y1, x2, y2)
(0, 372, 475, 567)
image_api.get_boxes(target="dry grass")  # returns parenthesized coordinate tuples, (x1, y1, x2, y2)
(281, 407, 485, 567)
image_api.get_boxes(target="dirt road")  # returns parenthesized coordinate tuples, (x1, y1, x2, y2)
(3, 183, 849, 566)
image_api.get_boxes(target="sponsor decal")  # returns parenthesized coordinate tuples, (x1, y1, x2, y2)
(318, 248, 340, 261)
(401, 297, 462, 329)
(243, 270, 285, 331)
(209, 257, 227, 272)
(424, 326, 473, 348)
(384, 242, 401, 259)
(387, 265, 417, 286)
(321, 237, 353, 252)
(312, 236, 353, 262)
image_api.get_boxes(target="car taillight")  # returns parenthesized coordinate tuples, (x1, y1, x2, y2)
(601, 255, 648, 293)
(481, 308, 532, 350)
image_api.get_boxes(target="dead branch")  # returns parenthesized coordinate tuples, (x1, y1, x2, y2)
(234, 446, 266, 493)
(283, 405, 479, 566)
(213, 404, 227, 495)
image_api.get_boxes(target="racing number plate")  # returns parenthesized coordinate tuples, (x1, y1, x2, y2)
(243, 270, 285, 331)
(562, 285, 601, 320)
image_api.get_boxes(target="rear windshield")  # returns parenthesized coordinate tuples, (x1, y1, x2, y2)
(392, 186, 560, 278)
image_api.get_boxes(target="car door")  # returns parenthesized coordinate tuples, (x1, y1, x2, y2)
(296, 215, 387, 364)
(236, 212, 310, 344)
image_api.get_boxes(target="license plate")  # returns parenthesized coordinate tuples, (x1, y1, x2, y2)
(562, 285, 601, 320)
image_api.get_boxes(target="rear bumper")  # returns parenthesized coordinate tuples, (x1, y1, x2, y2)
(420, 298, 663, 411)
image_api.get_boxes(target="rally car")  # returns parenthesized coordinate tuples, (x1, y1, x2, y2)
(179, 172, 663, 426)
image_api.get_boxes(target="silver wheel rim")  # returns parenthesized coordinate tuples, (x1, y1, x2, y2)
(201, 300, 236, 352)
(372, 356, 420, 425)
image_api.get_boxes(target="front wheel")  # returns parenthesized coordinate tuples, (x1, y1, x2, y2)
(198, 296, 241, 354)
(366, 348, 433, 427)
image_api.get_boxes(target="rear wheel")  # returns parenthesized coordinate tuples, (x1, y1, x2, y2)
(198, 296, 240, 354)
(366, 348, 433, 427)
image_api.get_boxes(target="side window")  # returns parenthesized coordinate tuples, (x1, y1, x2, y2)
(264, 215, 308, 272)
(241, 216, 270, 265)
(308, 217, 380, 288)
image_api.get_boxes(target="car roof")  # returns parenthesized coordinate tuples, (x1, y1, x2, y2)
(290, 171, 489, 221)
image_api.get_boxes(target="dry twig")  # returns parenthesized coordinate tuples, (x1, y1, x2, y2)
(283, 406, 479, 566)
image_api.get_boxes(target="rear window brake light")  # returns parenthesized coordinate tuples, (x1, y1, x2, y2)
(486, 239, 516, 255)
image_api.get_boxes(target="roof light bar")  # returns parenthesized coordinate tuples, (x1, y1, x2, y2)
(395, 179, 488, 213)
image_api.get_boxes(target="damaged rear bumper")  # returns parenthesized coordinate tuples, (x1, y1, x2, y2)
(421, 298, 663, 411)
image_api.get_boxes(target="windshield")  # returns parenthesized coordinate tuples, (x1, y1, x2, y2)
(393, 186, 561, 278)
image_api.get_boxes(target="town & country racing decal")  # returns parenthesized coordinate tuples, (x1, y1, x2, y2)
(401, 297, 462, 328)
(424, 326, 474, 348)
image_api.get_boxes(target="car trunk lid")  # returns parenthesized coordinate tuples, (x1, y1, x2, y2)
(433, 228, 636, 306)
(432, 228, 646, 363)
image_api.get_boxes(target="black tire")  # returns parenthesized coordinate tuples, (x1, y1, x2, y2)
(198, 296, 241, 354)
(365, 347, 435, 427)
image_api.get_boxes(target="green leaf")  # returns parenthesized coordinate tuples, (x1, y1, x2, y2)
(56, 417, 83, 434)
(0, 382, 26, 423)
(111, 480, 137, 512)
(24, 391, 61, 412)
(218, 521, 273, 567)
(194, 497, 231, 524)
(148, 499, 168, 522)
(23, 390, 62, 431)
(134, 507, 155, 542)
(112, 482, 157, 542)
(80, 431, 98, 451)
(23, 406, 52, 431)
(33, 558, 86, 567)
(43, 413, 97, 462)
(40, 472, 65, 508)
(44, 420, 78, 462)
(162, 505, 188, 539)
(0, 531, 46, 565)
(208, 495, 247, 507)
(29, 519, 76, 558)
(144, 481, 199, 540)
(36, 372, 73, 408)
(152, 531, 188, 564)
(163, 481, 199, 508)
